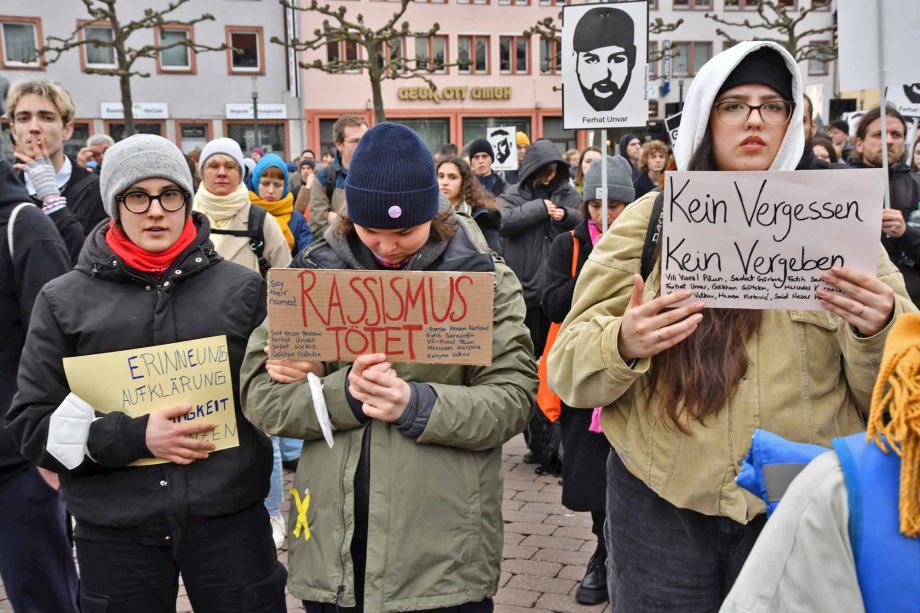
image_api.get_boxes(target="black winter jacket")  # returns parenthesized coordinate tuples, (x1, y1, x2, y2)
(541, 220, 593, 324)
(5, 213, 271, 534)
(0, 160, 72, 481)
(470, 205, 503, 255)
(849, 158, 920, 304)
(498, 141, 581, 306)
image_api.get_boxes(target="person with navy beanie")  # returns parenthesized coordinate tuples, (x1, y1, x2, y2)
(241, 122, 538, 611)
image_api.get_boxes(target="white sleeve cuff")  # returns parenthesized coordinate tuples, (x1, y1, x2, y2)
(308, 372, 334, 449)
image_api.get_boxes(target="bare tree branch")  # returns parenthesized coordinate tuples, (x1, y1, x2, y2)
(705, 0, 837, 63)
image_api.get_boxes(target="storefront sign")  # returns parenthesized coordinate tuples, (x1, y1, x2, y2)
(224, 103, 288, 120)
(396, 86, 513, 104)
(100, 102, 169, 119)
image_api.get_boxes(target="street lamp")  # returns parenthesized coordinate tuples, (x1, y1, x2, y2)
(251, 76, 261, 149)
(677, 62, 686, 110)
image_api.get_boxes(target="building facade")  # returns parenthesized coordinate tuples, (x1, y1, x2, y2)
(1, 0, 304, 159)
(300, 0, 838, 154)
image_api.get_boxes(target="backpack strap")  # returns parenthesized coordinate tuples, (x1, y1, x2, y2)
(210, 205, 270, 276)
(569, 230, 579, 278)
(325, 166, 337, 202)
(7, 202, 37, 260)
(640, 192, 664, 280)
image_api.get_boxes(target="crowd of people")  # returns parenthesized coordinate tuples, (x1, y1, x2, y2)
(2, 36, 920, 613)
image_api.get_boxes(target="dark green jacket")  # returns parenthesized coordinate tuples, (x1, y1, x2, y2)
(240, 214, 537, 610)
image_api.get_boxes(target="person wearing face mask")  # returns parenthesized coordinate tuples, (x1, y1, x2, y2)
(548, 42, 916, 611)
(240, 122, 537, 612)
(436, 155, 502, 254)
(540, 155, 635, 607)
(193, 138, 292, 276)
(5, 134, 286, 612)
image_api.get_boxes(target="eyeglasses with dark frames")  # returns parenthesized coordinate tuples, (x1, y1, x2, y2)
(711, 100, 794, 127)
(115, 189, 189, 214)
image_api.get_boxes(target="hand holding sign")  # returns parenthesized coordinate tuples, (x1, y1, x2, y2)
(348, 353, 410, 422)
(145, 403, 216, 465)
(881, 208, 907, 238)
(817, 266, 895, 337)
(264, 346, 325, 384)
(617, 275, 705, 362)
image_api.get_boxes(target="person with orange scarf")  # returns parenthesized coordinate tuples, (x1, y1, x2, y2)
(5, 134, 286, 611)
(250, 153, 312, 256)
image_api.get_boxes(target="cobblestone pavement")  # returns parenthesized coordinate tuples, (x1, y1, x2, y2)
(1, 434, 610, 613)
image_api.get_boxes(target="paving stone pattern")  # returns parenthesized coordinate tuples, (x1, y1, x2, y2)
(0, 434, 609, 613)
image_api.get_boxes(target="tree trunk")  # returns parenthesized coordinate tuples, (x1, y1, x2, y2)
(367, 50, 386, 124)
(119, 73, 135, 137)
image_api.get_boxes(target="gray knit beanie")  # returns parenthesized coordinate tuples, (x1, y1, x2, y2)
(99, 134, 194, 222)
(582, 155, 636, 204)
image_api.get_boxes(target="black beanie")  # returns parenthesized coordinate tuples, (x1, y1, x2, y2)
(718, 47, 793, 102)
(345, 123, 440, 229)
(573, 7, 636, 62)
(468, 138, 494, 163)
(830, 120, 850, 134)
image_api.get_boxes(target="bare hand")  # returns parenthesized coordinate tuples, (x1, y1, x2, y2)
(37, 467, 60, 490)
(263, 346, 325, 383)
(145, 404, 216, 465)
(348, 353, 410, 422)
(818, 266, 894, 337)
(544, 199, 556, 216)
(617, 274, 705, 361)
(76, 147, 94, 168)
(881, 208, 907, 238)
(550, 207, 565, 222)
(327, 210, 339, 224)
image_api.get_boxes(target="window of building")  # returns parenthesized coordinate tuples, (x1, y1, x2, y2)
(83, 24, 116, 68)
(1, 18, 41, 68)
(672, 0, 710, 9)
(462, 117, 531, 145)
(415, 34, 447, 73)
(457, 0, 489, 4)
(539, 36, 559, 75)
(537, 0, 564, 5)
(177, 122, 210, 153)
(808, 42, 830, 76)
(326, 39, 361, 72)
(63, 122, 91, 159)
(671, 41, 711, 76)
(226, 121, 286, 159)
(458, 35, 489, 75)
(226, 27, 263, 74)
(386, 118, 450, 154)
(649, 40, 658, 79)
(107, 121, 165, 142)
(725, 0, 794, 8)
(498, 0, 529, 5)
(374, 37, 405, 71)
(542, 116, 576, 153)
(156, 26, 194, 73)
(499, 35, 528, 74)
(648, 0, 659, 8)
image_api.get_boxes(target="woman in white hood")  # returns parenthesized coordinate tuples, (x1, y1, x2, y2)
(547, 41, 915, 611)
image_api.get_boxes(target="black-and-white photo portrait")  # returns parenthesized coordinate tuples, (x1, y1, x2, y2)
(562, 1, 648, 130)
(486, 126, 518, 171)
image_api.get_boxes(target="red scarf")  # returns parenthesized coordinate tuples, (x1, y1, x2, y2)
(105, 217, 198, 276)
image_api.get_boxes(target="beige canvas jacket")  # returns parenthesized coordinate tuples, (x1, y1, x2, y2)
(547, 191, 916, 523)
(205, 203, 292, 273)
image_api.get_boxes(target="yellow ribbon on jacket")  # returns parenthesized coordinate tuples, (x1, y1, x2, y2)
(290, 487, 312, 541)
(250, 192, 295, 251)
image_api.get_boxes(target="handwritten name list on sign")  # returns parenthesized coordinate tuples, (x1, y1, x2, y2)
(62, 336, 238, 466)
(267, 269, 495, 365)
(661, 169, 886, 310)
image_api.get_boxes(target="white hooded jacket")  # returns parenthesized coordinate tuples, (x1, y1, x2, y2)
(673, 40, 805, 172)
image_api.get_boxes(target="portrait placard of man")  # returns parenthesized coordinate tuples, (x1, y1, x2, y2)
(573, 6, 637, 112)
(486, 126, 518, 171)
(562, 1, 648, 130)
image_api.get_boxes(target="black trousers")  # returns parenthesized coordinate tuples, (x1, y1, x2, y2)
(75, 503, 286, 613)
(0, 466, 79, 613)
(605, 450, 766, 612)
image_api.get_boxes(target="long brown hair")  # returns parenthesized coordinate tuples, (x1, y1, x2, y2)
(574, 146, 601, 189)
(436, 157, 499, 213)
(646, 128, 763, 431)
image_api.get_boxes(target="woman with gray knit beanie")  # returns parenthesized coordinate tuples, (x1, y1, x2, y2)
(241, 122, 538, 612)
(6, 134, 287, 611)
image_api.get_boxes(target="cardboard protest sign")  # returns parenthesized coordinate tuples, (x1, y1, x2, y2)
(62, 336, 238, 466)
(661, 169, 886, 310)
(487, 126, 518, 172)
(267, 269, 494, 365)
(562, 1, 649, 130)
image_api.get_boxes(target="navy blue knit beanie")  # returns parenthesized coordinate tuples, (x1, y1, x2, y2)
(345, 123, 440, 229)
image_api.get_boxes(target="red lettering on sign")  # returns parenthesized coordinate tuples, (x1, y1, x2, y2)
(450, 275, 472, 322)
(299, 270, 329, 326)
